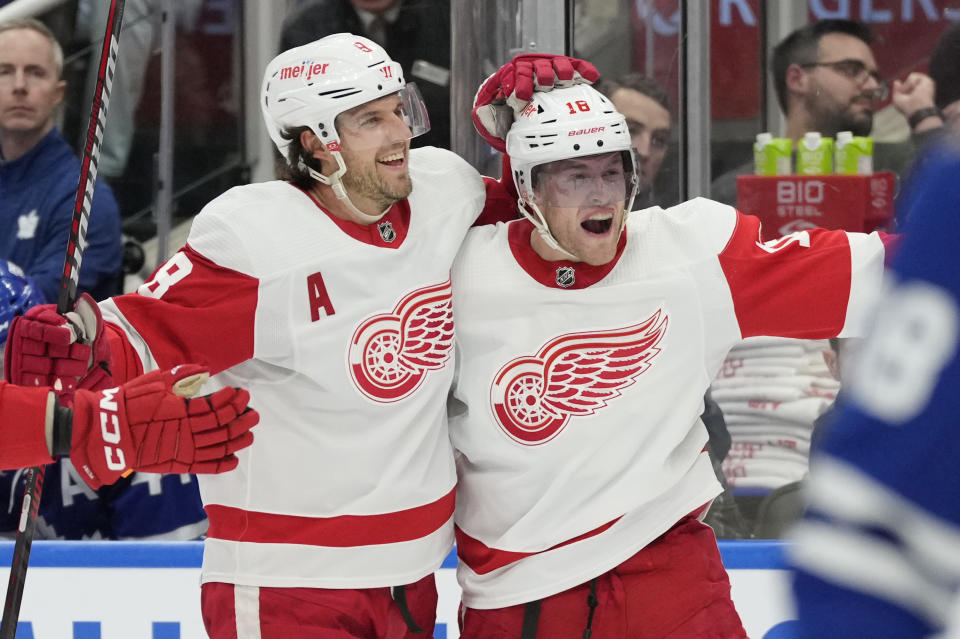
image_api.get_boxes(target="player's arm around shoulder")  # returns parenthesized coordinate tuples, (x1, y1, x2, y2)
(452, 221, 508, 300)
(408, 147, 487, 223)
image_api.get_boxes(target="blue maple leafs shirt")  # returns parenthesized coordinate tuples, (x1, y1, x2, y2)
(0, 127, 122, 302)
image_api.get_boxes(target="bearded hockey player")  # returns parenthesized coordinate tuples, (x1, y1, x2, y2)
(448, 82, 894, 638)
(790, 140, 960, 638)
(0, 33, 602, 638)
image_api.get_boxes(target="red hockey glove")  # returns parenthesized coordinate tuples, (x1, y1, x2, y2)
(60, 365, 258, 490)
(5, 293, 113, 404)
(472, 54, 599, 151)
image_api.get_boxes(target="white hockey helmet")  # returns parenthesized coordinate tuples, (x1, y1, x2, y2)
(261, 33, 430, 159)
(505, 84, 639, 257)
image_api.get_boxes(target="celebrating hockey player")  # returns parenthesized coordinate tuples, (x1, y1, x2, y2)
(448, 81, 893, 638)
(789, 140, 960, 638)
(1, 35, 598, 638)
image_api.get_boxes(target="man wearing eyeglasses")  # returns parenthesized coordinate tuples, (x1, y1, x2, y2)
(711, 19, 942, 206)
(785, 27, 886, 140)
(707, 20, 943, 530)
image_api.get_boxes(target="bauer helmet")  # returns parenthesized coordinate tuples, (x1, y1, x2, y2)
(506, 84, 639, 258)
(0, 260, 42, 344)
(261, 33, 430, 159)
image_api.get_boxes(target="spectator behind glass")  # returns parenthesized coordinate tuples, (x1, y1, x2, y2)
(0, 18, 121, 303)
(280, 0, 452, 150)
(929, 21, 960, 134)
(78, 0, 204, 183)
(887, 23, 960, 147)
(597, 73, 674, 209)
(706, 24, 887, 523)
(889, 22, 959, 231)
(0, 19, 206, 544)
(599, 73, 747, 539)
(711, 19, 940, 206)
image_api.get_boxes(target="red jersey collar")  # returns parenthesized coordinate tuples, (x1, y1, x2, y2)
(295, 184, 411, 248)
(507, 218, 626, 289)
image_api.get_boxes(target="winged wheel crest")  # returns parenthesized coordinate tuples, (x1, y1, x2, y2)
(490, 310, 668, 444)
(349, 278, 454, 402)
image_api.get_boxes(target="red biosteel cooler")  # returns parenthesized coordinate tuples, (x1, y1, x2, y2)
(735, 172, 896, 241)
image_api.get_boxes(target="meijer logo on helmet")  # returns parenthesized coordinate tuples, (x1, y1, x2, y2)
(279, 61, 330, 81)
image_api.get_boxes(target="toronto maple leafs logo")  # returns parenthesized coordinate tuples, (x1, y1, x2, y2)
(16, 210, 39, 240)
(490, 310, 669, 445)
(348, 278, 455, 402)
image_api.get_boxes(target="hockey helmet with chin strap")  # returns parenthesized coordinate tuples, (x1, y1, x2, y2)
(506, 84, 639, 258)
(260, 33, 430, 219)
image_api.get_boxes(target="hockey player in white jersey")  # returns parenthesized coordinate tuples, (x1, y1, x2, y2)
(450, 82, 893, 638)
(0, 34, 589, 638)
(4, 39, 601, 637)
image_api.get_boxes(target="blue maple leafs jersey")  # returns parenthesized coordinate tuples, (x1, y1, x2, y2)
(790, 140, 960, 637)
(0, 460, 206, 540)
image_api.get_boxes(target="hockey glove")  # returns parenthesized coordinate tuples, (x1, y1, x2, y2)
(472, 54, 599, 152)
(59, 364, 258, 489)
(5, 293, 113, 403)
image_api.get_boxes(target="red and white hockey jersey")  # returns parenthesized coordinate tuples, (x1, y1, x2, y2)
(100, 148, 487, 588)
(449, 197, 890, 608)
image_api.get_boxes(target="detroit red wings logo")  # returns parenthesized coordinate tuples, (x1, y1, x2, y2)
(349, 279, 454, 402)
(490, 311, 669, 445)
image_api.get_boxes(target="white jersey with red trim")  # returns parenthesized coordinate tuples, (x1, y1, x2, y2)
(99, 147, 486, 588)
(449, 197, 890, 609)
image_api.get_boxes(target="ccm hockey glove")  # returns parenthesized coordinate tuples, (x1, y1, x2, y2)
(5, 293, 113, 403)
(58, 364, 258, 489)
(472, 53, 599, 151)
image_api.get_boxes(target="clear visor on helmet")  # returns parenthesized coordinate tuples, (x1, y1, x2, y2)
(529, 150, 638, 209)
(333, 82, 431, 151)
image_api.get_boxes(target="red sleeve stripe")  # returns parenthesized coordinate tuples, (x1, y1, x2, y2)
(204, 488, 455, 547)
(111, 245, 258, 375)
(719, 213, 851, 339)
(475, 176, 520, 226)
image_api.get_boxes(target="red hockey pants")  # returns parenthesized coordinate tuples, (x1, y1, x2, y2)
(459, 516, 747, 638)
(201, 572, 438, 639)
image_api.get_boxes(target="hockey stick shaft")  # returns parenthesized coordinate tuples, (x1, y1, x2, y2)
(0, 2, 126, 636)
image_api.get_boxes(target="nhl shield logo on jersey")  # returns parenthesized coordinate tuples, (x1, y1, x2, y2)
(378, 220, 397, 243)
(490, 310, 669, 445)
(556, 266, 575, 288)
(348, 278, 455, 402)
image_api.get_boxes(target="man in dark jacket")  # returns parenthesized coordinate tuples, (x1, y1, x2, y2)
(0, 18, 122, 303)
(280, 0, 452, 149)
